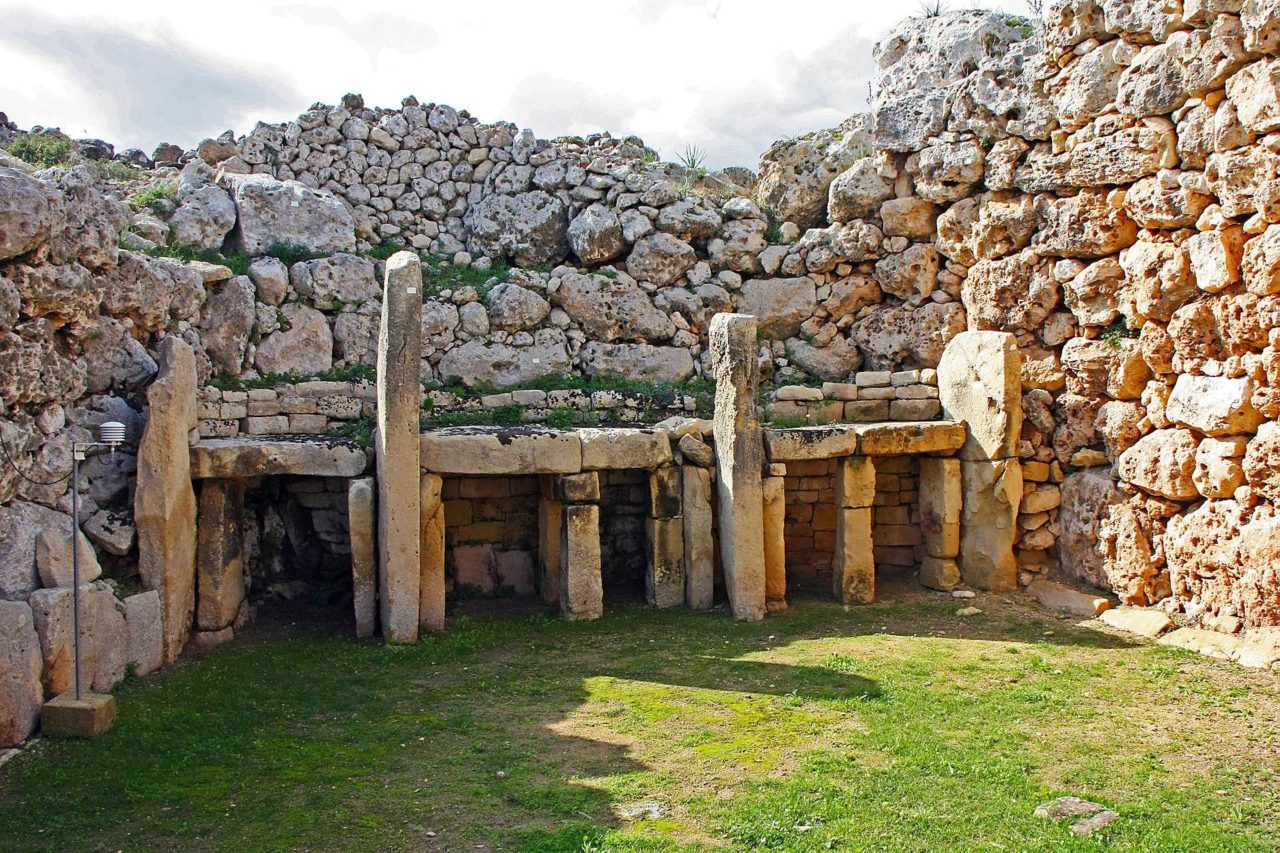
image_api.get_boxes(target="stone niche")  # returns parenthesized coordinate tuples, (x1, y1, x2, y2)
(442, 474, 540, 598)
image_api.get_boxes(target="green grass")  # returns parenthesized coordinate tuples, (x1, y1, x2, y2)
(420, 403, 525, 429)
(139, 243, 250, 276)
(420, 253, 510, 301)
(3, 132, 73, 167)
(129, 182, 178, 214)
(1101, 319, 1140, 347)
(1, 598, 1277, 851)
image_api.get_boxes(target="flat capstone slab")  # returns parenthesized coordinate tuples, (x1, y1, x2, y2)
(419, 427, 583, 475)
(763, 420, 966, 461)
(190, 436, 369, 479)
(578, 427, 672, 470)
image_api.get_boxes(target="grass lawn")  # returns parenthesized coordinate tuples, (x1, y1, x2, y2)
(1, 591, 1279, 851)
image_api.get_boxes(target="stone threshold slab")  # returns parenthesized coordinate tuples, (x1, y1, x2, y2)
(763, 420, 966, 461)
(190, 436, 369, 479)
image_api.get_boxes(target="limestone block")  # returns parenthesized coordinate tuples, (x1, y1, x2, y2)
(682, 466, 715, 611)
(0, 600, 41, 747)
(123, 590, 163, 677)
(678, 433, 715, 468)
(919, 458, 961, 559)
(420, 428, 582, 475)
(345, 473, 373, 635)
(958, 459, 1021, 591)
(1165, 374, 1263, 437)
(1194, 436, 1249, 500)
(1099, 606, 1174, 638)
(855, 421, 966, 456)
(1226, 58, 1280, 135)
(419, 474, 445, 634)
(557, 472, 601, 504)
(738, 277, 817, 338)
(223, 173, 355, 256)
(710, 313, 766, 621)
(30, 582, 126, 696)
(538, 486, 564, 607)
(648, 467, 682, 518)
(191, 437, 367, 479)
(35, 528, 101, 589)
(135, 336, 198, 665)
(765, 426, 860, 461)
(560, 504, 603, 621)
(833, 507, 874, 605)
(919, 556, 961, 592)
(938, 331, 1022, 461)
(1118, 428, 1200, 501)
(645, 517, 685, 609)
(835, 457, 876, 508)
(196, 479, 246, 632)
(1027, 579, 1112, 617)
(41, 691, 117, 739)
(376, 252, 422, 643)
(1244, 421, 1280, 502)
(762, 476, 787, 613)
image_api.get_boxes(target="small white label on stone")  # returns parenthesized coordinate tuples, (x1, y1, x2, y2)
(406, 287, 416, 294)
(533, 359, 541, 364)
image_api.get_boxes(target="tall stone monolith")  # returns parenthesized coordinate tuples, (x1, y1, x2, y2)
(196, 479, 246, 633)
(938, 331, 1022, 591)
(347, 478, 376, 638)
(709, 313, 766, 621)
(135, 336, 198, 664)
(762, 474, 787, 612)
(376, 252, 422, 642)
(682, 465, 714, 610)
(420, 473, 445, 633)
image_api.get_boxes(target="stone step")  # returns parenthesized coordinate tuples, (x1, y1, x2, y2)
(1026, 579, 1113, 617)
(1158, 627, 1243, 661)
(1098, 606, 1174, 638)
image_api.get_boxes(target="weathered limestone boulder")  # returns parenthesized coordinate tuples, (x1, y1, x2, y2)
(420, 428, 582, 475)
(1061, 337, 1150, 399)
(0, 501, 68, 600)
(754, 115, 874, 227)
(223, 174, 355, 256)
(1063, 257, 1125, 326)
(30, 582, 126, 695)
(1226, 58, 1280, 135)
(625, 233, 697, 286)
(196, 480, 246, 632)
(123, 590, 163, 677)
(1165, 375, 1263, 436)
(1195, 435, 1249, 499)
(567, 203, 626, 264)
(958, 459, 1021, 591)
(1032, 190, 1138, 258)
(827, 158, 894, 222)
(657, 197, 723, 241)
(875, 244, 939, 304)
(914, 140, 985, 203)
(1048, 39, 1127, 130)
(437, 335, 571, 388)
(168, 183, 236, 251)
(710, 314, 766, 620)
(199, 275, 255, 374)
(1243, 225, 1280, 295)
(1015, 127, 1176, 193)
(289, 253, 377, 310)
(99, 252, 205, 333)
(1123, 176, 1212, 229)
(1118, 29, 1250, 119)
(84, 510, 135, 557)
(1166, 500, 1280, 627)
(707, 218, 767, 274)
(347, 478, 376, 639)
(1243, 421, 1280, 502)
(785, 335, 863, 381)
(935, 192, 1038, 266)
(254, 304, 333, 376)
(248, 257, 288, 305)
(1118, 240, 1195, 323)
(135, 337, 198, 664)
(35, 528, 101, 589)
(1207, 146, 1280, 218)
(880, 198, 938, 239)
(0, 167, 62, 261)
(421, 300, 460, 348)
(962, 253, 1059, 332)
(580, 428, 671, 470)
(579, 342, 694, 383)
(938, 331, 1021, 461)
(551, 273, 673, 341)
(465, 190, 569, 266)
(1094, 400, 1148, 461)
(1118, 428, 1200, 501)
(738, 277, 817, 338)
(487, 283, 550, 332)
(850, 302, 967, 371)
(1186, 227, 1245, 294)
(0, 600, 41, 745)
(1059, 469, 1121, 588)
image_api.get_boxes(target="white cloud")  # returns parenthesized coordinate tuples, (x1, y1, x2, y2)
(0, 0, 1036, 165)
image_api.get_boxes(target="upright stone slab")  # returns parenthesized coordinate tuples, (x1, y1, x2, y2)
(762, 475, 787, 613)
(833, 456, 876, 605)
(709, 313, 766, 621)
(560, 504, 603, 620)
(937, 331, 1021, 590)
(0, 600, 42, 747)
(377, 252, 422, 643)
(918, 458, 961, 559)
(123, 590, 163, 677)
(419, 473, 446, 633)
(135, 336, 198, 665)
(347, 478, 376, 639)
(646, 517, 685, 608)
(29, 583, 126, 696)
(196, 479, 246, 632)
(682, 465, 714, 611)
(538, 476, 564, 607)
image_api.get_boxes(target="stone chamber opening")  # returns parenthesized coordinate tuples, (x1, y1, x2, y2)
(599, 469, 650, 606)
(443, 475, 540, 600)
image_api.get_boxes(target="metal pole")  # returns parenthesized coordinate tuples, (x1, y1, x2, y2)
(72, 446, 82, 701)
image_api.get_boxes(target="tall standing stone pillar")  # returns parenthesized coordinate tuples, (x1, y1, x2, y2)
(135, 336, 198, 665)
(646, 465, 685, 608)
(938, 331, 1022, 591)
(682, 465, 714, 610)
(557, 472, 602, 620)
(918, 458, 962, 591)
(196, 479, 246, 636)
(709, 313, 766, 621)
(833, 456, 876, 605)
(419, 473, 445, 633)
(347, 477, 376, 638)
(538, 475, 564, 607)
(376, 252, 422, 642)
(762, 473, 787, 613)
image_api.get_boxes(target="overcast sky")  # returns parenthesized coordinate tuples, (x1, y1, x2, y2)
(0, 0, 1033, 169)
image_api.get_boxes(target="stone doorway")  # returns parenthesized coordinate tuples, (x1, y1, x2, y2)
(443, 475, 540, 600)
